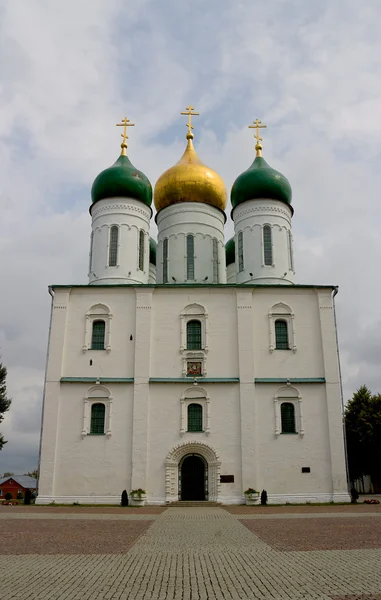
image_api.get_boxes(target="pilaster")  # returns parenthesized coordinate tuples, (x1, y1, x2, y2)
(317, 289, 350, 500)
(236, 290, 257, 492)
(130, 289, 153, 492)
(37, 289, 70, 501)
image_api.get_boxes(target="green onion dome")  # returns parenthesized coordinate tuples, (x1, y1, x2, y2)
(231, 154, 292, 212)
(91, 154, 152, 207)
(149, 238, 157, 265)
(225, 237, 235, 266)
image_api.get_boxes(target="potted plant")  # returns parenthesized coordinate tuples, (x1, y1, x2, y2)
(130, 488, 147, 507)
(244, 488, 260, 505)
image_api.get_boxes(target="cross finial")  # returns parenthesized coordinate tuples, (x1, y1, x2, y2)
(249, 118, 267, 157)
(181, 105, 200, 140)
(116, 117, 135, 156)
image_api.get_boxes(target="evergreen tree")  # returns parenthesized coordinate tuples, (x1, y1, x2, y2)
(0, 361, 11, 450)
(345, 385, 381, 484)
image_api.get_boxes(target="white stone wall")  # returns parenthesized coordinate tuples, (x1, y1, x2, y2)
(89, 197, 151, 285)
(233, 199, 294, 284)
(226, 263, 236, 283)
(156, 203, 226, 284)
(37, 285, 349, 505)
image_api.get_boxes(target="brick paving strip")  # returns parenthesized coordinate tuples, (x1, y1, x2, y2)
(1, 507, 381, 600)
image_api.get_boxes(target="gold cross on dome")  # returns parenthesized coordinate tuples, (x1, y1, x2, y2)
(181, 105, 199, 138)
(249, 118, 267, 156)
(249, 118, 267, 144)
(116, 117, 135, 155)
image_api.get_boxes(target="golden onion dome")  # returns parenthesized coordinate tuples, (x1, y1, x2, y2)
(154, 133, 227, 214)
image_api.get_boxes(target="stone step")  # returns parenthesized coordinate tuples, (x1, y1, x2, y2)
(166, 501, 222, 507)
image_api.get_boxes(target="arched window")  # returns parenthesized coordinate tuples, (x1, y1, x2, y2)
(187, 320, 202, 349)
(275, 319, 289, 350)
(281, 402, 296, 433)
(187, 234, 195, 280)
(109, 226, 118, 267)
(163, 238, 168, 283)
(138, 230, 145, 271)
(187, 403, 203, 432)
(212, 238, 218, 283)
(238, 231, 244, 272)
(263, 225, 272, 266)
(90, 403, 105, 434)
(91, 320, 106, 350)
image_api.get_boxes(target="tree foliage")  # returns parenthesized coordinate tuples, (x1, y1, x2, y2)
(24, 469, 39, 479)
(345, 385, 381, 484)
(0, 361, 12, 450)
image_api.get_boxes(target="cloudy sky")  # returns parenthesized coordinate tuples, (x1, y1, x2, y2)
(1, 0, 381, 474)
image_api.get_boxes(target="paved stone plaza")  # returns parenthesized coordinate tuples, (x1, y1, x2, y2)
(1, 505, 381, 600)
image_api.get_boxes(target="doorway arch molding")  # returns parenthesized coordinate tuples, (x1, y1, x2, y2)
(165, 441, 221, 502)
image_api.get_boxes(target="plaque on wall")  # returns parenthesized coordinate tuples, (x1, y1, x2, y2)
(187, 361, 202, 377)
(220, 475, 234, 483)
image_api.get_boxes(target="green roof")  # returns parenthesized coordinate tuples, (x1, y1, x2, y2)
(149, 238, 157, 265)
(91, 154, 152, 208)
(231, 155, 292, 211)
(225, 237, 235, 266)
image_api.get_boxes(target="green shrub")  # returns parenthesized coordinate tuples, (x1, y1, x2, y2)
(5, 492, 12, 500)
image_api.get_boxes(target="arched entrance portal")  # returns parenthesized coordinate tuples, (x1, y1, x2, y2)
(180, 454, 207, 501)
(165, 441, 221, 503)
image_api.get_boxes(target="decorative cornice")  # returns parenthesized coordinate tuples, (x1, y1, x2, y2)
(60, 377, 134, 383)
(149, 377, 239, 383)
(255, 378, 325, 383)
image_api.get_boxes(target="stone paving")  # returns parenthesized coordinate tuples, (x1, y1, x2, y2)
(0, 506, 380, 599)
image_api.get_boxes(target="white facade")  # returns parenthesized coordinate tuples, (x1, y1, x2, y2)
(89, 197, 151, 285)
(156, 203, 226, 284)
(233, 199, 294, 285)
(37, 284, 350, 505)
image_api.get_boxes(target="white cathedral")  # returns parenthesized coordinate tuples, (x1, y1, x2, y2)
(37, 110, 350, 505)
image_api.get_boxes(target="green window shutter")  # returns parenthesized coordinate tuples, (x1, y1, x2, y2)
(109, 226, 118, 267)
(281, 402, 296, 433)
(90, 403, 106, 434)
(163, 238, 168, 283)
(187, 403, 203, 432)
(275, 320, 289, 349)
(238, 231, 244, 272)
(187, 320, 202, 349)
(138, 230, 145, 271)
(263, 225, 272, 266)
(187, 234, 195, 280)
(91, 320, 106, 350)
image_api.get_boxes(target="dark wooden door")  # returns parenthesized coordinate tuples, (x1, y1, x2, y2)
(181, 455, 205, 501)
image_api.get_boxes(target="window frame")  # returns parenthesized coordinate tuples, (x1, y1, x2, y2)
(273, 386, 303, 438)
(186, 319, 202, 350)
(287, 230, 294, 272)
(90, 402, 106, 435)
(275, 319, 290, 350)
(186, 234, 195, 280)
(163, 238, 168, 283)
(187, 403, 203, 432)
(238, 231, 244, 272)
(263, 225, 273, 266)
(138, 229, 145, 272)
(91, 320, 106, 350)
(212, 238, 219, 283)
(280, 402, 296, 434)
(268, 303, 296, 353)
(82, 386, 113, 437)
(180, 387, 210, 435)
(83, 304, 112, 353)
(108, 225, 119, 267)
